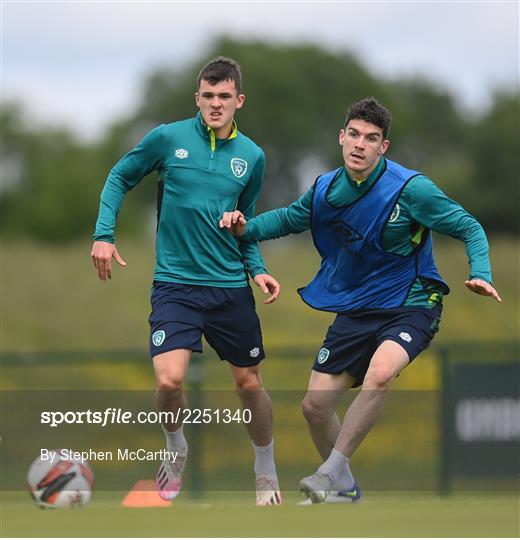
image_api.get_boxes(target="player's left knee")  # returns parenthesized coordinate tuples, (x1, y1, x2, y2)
(363, 366, 395, 390)
(233, 368, 263, 393)
(301, 395, 330, 424)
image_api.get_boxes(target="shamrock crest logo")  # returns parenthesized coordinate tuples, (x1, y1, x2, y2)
(231, 158, 248, 178)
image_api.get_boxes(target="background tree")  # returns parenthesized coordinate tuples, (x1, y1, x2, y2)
(1, 38, 518, 241)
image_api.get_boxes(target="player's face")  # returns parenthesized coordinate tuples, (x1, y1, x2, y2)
(195, 79, 245, 139)
(339, 119, 389, 180)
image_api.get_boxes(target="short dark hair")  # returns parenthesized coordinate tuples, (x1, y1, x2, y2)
(344, 97, 392, 139)
(197, 56, 243, 94)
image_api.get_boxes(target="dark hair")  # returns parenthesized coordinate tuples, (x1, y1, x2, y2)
(197, 56, 243, 94)
(344, 97, 392, 139)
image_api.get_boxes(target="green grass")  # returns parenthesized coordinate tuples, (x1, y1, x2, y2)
(2, 235, 518, 352)
(2, 491, 518, 537)
(2, 237, 519, 537)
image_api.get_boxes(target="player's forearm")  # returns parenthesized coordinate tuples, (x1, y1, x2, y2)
(454, 216, 492, 283)
(238, 240, 268, 278)
(93, 172, 130, 242)
(243, 205, 311, 242)
(93, 126, 165, 242)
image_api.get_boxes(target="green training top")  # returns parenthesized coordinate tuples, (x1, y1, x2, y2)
(243, 157, 492, 308)
(94, 113, 267, 287)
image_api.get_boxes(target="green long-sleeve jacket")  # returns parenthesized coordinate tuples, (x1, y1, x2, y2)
(94, 113, 267, 287)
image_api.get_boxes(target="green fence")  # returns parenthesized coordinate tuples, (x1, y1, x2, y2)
(438, 343, 519, 494)
(2, 343, 518, 495)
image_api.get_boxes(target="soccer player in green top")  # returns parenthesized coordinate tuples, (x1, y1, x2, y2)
(220, 97, 501, 504)
(91, 57, 282, 505)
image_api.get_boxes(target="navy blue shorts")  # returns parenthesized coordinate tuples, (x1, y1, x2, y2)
(148, 281, 265, 366)
(312, 305, 442, 387)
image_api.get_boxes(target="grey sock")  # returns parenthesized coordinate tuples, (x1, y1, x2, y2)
(318, 449, 355, 490)
(162, 424, 188, 454)
(252, 440, 277, 477)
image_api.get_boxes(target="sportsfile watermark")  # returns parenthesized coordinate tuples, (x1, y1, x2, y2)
(41, 407, 252, 427)
(40, 447, 181, 463)
(3, 388, 518, 492)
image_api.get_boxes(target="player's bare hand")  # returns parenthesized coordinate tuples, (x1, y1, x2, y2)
(91, 241, 127, 281)
(219, 211, 247, 237)
(253, 273, 281, 304)
(464, 279, 502, 303)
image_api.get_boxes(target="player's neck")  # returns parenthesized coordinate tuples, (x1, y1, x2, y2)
(214, 120, 234, 140)
(345, 158, 381, 184)
(346, 167, 369, 184)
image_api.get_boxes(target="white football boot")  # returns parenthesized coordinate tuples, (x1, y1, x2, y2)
(156, 452, 187, 501)
(255, 475, 282, 506)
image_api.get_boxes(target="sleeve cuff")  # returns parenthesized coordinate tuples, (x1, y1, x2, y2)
(469, 273, 492, 284)
(249, 266, 268, 278)
(93, 234, 115, 243)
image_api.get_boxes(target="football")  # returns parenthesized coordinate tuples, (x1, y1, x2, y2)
(27, 450, 94, 508)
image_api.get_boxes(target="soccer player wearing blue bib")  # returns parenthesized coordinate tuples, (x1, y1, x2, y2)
(220, 97, 501, 504)
(91, 58, 282, 506)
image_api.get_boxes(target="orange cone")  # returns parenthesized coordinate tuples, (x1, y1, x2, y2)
(122, 479, 172, 507)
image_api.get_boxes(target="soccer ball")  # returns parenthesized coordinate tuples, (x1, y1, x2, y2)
(27, 450, 94, 508)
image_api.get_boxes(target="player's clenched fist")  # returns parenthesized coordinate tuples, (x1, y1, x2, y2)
(219, 211, 247, 237)
(91, 241, 127, 281)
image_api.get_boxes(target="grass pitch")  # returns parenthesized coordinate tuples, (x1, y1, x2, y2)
(2, 490, 518, 537)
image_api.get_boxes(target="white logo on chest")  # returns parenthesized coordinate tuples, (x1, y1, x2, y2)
(174, 148, 189, 159)
(231, 158, 248, 178)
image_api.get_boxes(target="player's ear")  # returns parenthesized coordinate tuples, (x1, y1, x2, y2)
(194, 92, 200, 107)
(339, 129, 346, 146)
(236, 93, 245, 110)
(379, 139, 390, 155)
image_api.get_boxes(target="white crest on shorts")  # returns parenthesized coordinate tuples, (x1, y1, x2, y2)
(152, 330, 166, 347)
(249, 347, 260, 358)
(399, 332, 412, 343)
(231, 158, 248, 178)
(317, 348, 330, 364)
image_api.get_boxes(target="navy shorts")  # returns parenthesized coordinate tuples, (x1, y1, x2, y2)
(313, 305, 442, 387)
(148, 281, 265, 367)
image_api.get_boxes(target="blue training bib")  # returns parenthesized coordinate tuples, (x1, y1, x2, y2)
(298, 159, 448, 312)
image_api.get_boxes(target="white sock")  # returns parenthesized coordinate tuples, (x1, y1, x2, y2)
(252, 440, 277, 478)
(318, 449, 355, 490)
(162, 424, 188, 454)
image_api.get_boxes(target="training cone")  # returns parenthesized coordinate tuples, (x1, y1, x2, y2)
(122, 479, 172, 507)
